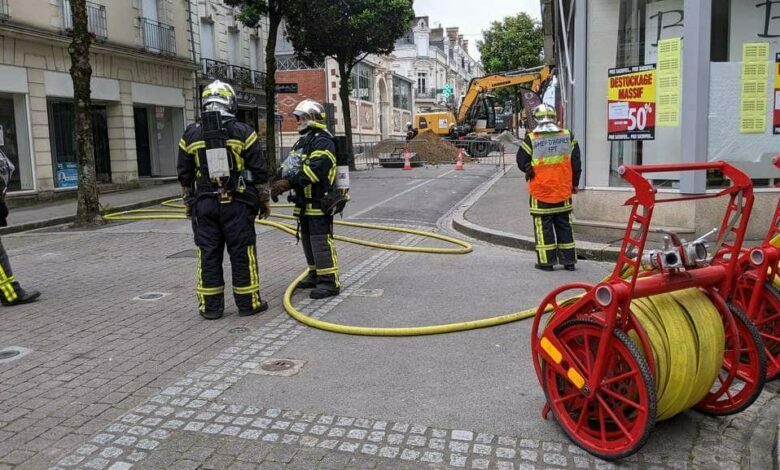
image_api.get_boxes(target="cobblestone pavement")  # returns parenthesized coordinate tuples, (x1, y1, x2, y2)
(0, 167, 777, 470)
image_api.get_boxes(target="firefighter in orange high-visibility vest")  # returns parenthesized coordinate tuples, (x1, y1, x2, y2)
(516, 104, 582, 272)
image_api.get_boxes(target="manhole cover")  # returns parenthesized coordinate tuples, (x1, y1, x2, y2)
(352, 288, 384, 298)
(261, 359, 295, 371)
(132, 292, 169, 301)
(0, 350, 19, 360)
(253, 358, 306, 377)
(167, 249, 197, 259)
(229, 327, 249, 334)
(0, 347, 31, 363)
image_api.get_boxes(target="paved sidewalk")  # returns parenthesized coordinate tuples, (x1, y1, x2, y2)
(0, 183, 181, 235)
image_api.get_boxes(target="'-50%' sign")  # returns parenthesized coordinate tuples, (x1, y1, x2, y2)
(607, 64, 656, 141)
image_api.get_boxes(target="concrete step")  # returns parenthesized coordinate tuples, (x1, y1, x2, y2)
(573, 218, 696, 243)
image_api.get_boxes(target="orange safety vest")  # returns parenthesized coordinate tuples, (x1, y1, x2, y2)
(527, 130, 573, 204)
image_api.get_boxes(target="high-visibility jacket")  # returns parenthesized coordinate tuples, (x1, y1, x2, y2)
(517, 129, 582, 204)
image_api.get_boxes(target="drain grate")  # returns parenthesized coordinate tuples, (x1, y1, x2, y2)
(167, 249, 197, 259)
(351, 288, 384, 297)
(253, 358, 306, 377)
(229, 326, 250, 334)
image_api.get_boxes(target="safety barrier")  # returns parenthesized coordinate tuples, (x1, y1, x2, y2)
(531, 162, 767, 460)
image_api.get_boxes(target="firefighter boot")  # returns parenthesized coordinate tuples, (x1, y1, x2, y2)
(310, 234, 340, 299)
(297, 269, 318, 289)
(239, 300, 269, 317)
(3, 288, 40, 306)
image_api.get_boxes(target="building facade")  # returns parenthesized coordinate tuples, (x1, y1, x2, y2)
(275, 26, 415, 149)
(391, 16, 484, 114)
(0, 0, 199, 196)
(543, 0, 779, 239)
(194, 0, 268, 137)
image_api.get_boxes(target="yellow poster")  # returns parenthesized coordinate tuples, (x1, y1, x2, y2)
(607, 65, 656, 140)
(740, 42, 769, 133)
(656, 38, 681, 127)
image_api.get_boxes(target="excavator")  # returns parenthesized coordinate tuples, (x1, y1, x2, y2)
(413, 65, 553, 157)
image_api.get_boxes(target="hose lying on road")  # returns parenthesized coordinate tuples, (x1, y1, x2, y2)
(105, 200, 557, 336)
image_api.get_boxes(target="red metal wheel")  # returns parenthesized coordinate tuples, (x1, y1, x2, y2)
(731, 276, 780, 379)
(542, 319, 656, 460)
(695, 303, 767, 415)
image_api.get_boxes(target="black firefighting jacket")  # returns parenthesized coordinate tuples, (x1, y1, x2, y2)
(285, 129, 337, 217)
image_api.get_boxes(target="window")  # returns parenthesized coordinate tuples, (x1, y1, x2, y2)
(350, 63, 374, 101)
(417, 72, 427, 94)
(0, 94, 33, 191)
(200, 21, 214, 59)
(249, 36, 260, 71)
(228, 29, 239, 65)
(392, 77, 412, 110)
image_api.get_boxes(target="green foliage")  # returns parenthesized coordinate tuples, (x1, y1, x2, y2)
(223, 0, 269, 28)
(284, 0, 414, 71)
(477, 12, 543, 74)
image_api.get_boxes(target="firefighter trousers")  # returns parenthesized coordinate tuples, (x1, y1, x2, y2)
(192, 197, 263, 315)
(529, 196, 576, 267)
(299, 215, 340, 290)
(0, 239, 22, 305)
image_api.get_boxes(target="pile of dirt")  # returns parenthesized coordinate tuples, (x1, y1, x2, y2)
(373, 133, 473, 164)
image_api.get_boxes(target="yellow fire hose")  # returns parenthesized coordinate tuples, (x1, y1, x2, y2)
(105, 200, 731, 420)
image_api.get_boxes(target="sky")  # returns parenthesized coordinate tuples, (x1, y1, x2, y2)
(411, 0, 541, 61)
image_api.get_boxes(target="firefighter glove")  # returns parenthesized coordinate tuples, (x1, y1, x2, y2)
(256, 183, 271, 219)
(181, 186, 194, 218)
(271, 179, 291, 200)
(524, 163, 535, 182)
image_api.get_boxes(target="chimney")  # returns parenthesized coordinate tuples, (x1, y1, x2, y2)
(462, 40, 468, 51)
(446, 27, 459, 41)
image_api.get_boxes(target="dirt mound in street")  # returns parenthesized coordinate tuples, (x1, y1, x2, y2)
(373, 133, 472, 164)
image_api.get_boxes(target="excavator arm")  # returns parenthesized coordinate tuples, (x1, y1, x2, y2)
(456, 65, 552, 124)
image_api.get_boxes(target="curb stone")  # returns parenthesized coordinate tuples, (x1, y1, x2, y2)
(0, 195, 178, 235)
(450, 169, 622, 261)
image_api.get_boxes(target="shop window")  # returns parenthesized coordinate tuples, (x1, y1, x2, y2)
(48, 101, 111, 188)
(706, 0, 780, 188)
(586, 0, 685, 188)
(0, 94, 33, 191)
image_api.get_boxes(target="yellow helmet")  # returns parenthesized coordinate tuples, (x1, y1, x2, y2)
(201, 80, 237, 116)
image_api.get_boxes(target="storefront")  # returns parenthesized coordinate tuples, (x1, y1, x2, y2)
(546, 0, 780, 238)
(131, 84, 186, 178)
(0, 66, 34, 192)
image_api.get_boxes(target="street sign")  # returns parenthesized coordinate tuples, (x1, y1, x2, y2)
(275, 83, 298, 93)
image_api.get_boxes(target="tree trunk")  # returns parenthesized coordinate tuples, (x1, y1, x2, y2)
(337, 60, 355, 171)
(264, 2, 281, 172)
(68, 0, 101, 227)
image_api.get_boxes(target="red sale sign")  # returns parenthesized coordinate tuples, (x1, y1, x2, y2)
(607, 65, 656, 141)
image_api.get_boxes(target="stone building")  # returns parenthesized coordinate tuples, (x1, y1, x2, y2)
(390, 16, 484, 114)
(0, 0, 200, 196)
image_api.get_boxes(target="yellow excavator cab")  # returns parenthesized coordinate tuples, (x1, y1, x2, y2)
(415, 111, 457, 137)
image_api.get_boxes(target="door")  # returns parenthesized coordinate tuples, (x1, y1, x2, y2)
(134, 107, 152, 177)
(91, 107, 111, 183)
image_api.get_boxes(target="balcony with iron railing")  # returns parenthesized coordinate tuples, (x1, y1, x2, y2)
(201, 58, 266, 90)
(141, 17, 175, 56)
(415, 89, 437, 99)
(62, 0, 107, 41)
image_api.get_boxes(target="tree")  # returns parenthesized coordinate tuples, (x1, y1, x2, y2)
(68, 0, 101, 226)
(477, 13, 543, 74)
(224, 0, 286, 170)
(284, 0, 414, 170)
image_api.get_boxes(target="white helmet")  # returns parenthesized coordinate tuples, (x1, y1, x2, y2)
(292, 99, 327, 133)
(532, 104, 560, 133)
(201, 80, 237, 117)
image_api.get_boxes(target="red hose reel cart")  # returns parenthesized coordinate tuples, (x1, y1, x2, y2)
(530, 162, 767, 459)
(726, 156, 780, 379)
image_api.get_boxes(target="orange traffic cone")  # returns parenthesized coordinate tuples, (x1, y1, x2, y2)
(403, 148, 412, 170)
(455, 147, 465, 170)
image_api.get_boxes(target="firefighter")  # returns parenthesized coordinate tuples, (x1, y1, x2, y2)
(177, 80, 271, 319)
(0, 149, 39, 306)
(516, 104, 582, 272)
(405, 122, 418, 141)
(271, 99, 340, 299)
